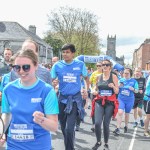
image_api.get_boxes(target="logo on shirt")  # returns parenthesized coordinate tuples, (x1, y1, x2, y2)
(73, 67, 80, 70)
(31, 98, 42, 103)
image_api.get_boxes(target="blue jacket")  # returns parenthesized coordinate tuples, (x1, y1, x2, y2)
(59, 92, 85, 120)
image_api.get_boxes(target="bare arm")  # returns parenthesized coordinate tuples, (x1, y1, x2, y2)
(92, 75, 101, 95)
(1, 113, 12, 133)
(0, 113, 11, 146)
(84, 76, 90, 91)
(108, 74, 119, 94)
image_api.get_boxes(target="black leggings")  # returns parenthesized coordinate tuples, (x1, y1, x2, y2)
(94, 101, 114, 143)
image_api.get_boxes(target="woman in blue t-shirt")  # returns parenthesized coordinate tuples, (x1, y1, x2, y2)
(0, 49, 59, 150)
(113, 68, 138, 136)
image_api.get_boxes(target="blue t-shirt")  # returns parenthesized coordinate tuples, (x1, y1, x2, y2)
(51, 59, 87, 95)
(2, 78, 59, 150)
(144, 76, 150, 101)
(0, 72, 11, 92)
(0, 72, 11, 107)
(118, 78, 139, 101)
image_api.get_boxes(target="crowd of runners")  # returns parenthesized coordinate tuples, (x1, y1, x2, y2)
(0, 39, 150, 150)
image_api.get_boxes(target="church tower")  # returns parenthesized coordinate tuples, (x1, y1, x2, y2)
(106, 35, 116, 60)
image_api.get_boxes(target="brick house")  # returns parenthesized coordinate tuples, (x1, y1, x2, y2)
(132, 39, 150, 70)
(0, 21, 53, 63)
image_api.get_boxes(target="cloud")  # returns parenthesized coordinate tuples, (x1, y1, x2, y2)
(116, 37, 144, 46)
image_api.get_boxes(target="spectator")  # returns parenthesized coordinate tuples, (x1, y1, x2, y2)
(52, 56, 59, 66)
(0, 48, 13, 76)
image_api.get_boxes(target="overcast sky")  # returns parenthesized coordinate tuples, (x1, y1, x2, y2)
(1, 0, 149, 64)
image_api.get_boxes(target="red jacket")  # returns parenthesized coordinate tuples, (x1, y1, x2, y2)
(91, 94, 119, 118)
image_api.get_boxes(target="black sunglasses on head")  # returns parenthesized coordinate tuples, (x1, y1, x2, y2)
(102, 64, 111, 67)
(13, 65, 30, 72)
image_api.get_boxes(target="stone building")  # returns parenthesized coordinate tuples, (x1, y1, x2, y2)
(106, 35, 124, 66)
(132, 39, 150, 70)
(0, 21, 53, 63)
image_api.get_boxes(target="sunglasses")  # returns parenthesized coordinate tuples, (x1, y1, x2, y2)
(13, 64, 30, 72)
(102, 64, 111, 67)
(96, 65, 102, 67)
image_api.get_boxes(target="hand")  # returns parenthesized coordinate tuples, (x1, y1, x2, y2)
(81, 89, 88, 98)
(139, 90, 143, 94)
(92, 91, 98, 95)
(108, 83, 115, 88)
(33, 111, 45, 125)
(0, 134, 6, 147)
(129, 86, 134, 91)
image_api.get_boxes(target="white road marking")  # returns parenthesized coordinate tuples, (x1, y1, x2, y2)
(128, 127, 138, 150)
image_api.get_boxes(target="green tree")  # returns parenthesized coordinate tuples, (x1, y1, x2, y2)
(46, 6, 101, 56)
(44, 33, 63, 57)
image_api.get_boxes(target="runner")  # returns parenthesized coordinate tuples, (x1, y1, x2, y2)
(113, 68, 139, 136)
(51, 43, 89, 150)
(0, 49, 59, 150)
(133, 67, 145, 127)
(143, 74, 150, 137)
(91, 59, 119, 150)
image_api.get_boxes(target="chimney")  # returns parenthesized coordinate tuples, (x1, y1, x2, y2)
(28, 25, 36, 34)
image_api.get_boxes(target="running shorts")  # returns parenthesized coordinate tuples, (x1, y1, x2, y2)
(144, 100, 150, 114)
(133, 98, 143, 109)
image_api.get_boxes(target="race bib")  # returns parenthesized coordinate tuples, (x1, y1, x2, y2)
(121, 89, 130, 96)
(100, 90, 112, 96)
(63, 73, 77, 83)
(10, 124, 35, 142)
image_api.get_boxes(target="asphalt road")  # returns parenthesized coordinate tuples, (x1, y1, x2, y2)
(51, 108, 149, 150)
(0, 108, 149, 150)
